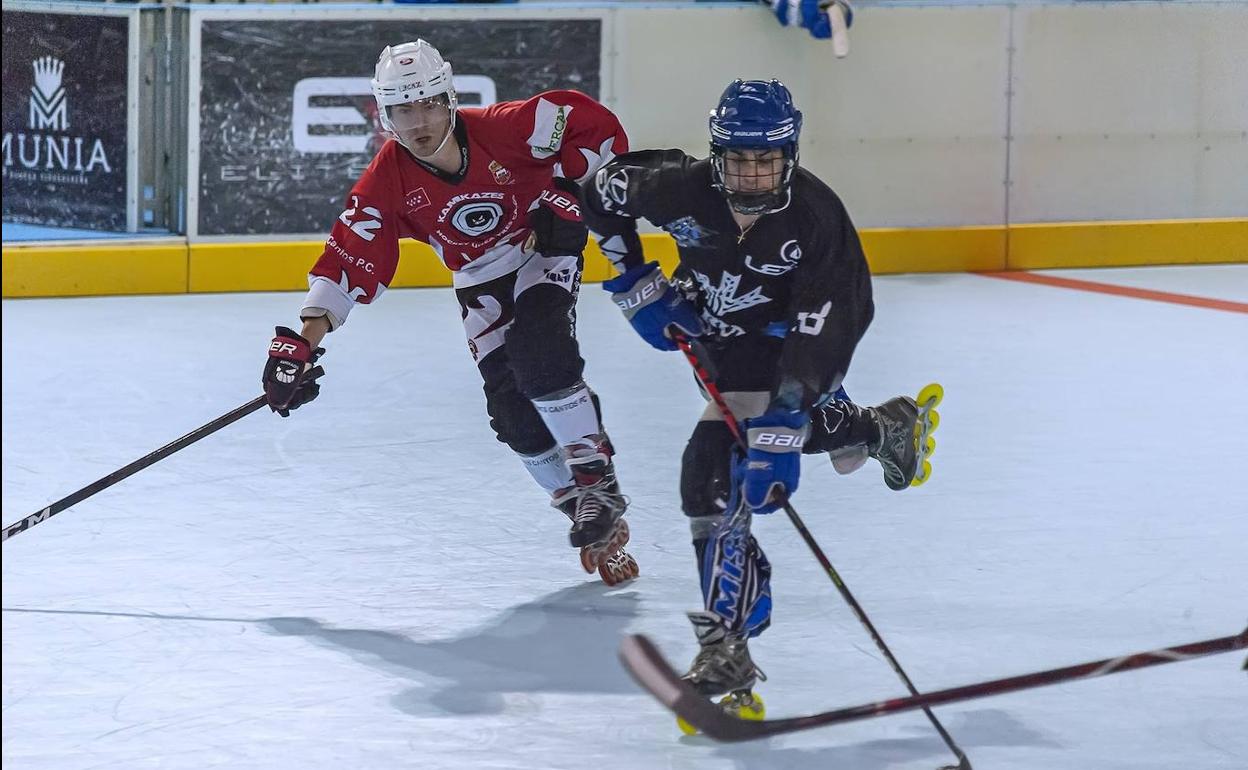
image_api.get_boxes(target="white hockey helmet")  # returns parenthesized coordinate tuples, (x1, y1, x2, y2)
(371, 40, 458, 151)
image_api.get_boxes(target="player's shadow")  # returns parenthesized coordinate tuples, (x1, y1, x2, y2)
(260, 581, 642, 717)
(702, 708, 1061, 770)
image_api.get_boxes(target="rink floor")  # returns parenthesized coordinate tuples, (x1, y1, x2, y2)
(3, 265, 1246, 770)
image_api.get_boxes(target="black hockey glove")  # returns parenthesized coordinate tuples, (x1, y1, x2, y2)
(262, 326, 325, 417)
(527, 178, 589, 256)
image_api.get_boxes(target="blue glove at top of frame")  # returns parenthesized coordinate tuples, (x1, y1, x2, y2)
(603, 261, 704, 351)
(733, 408, 810, 515)
(770, 0, 853, 40)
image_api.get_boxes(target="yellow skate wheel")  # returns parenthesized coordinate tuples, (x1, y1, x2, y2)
(922, 435, 936, 457)
(925, 409, 941, 432)
(916, 382, 944, 409)
(721, 691, 766, 721)
(911, 459, 933, 487)
(676, 692, 765, 735)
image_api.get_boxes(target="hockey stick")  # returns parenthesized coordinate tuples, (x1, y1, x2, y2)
(1, 373, 319, 542)
(620, 626, 1248, 742)
(672, 335, 971, 768)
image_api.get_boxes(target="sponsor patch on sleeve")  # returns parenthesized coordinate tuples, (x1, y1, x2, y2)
(527, 97, 572, 159)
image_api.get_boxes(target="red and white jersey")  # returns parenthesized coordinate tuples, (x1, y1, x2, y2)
(301, 90, 628, 328)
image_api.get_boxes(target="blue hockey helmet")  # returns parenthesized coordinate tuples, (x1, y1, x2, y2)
(708, 79, 803, 215)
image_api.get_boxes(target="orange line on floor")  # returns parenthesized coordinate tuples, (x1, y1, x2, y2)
(976, 271, 1248, 314)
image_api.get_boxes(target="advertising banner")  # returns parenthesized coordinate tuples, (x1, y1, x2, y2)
(2, 10, 130, 231)
(196, 18, 602, 236)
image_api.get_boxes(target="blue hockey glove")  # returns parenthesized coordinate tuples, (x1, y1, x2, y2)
(769, 0, 853, 44)
(603, 261, 704, 351)
(735, 409, 810, 514)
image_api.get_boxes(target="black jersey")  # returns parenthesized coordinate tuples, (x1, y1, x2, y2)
(582, 149, 874, 413)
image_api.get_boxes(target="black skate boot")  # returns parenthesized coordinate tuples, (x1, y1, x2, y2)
(551, 483, 638, 586)
(677, 611, 766, 734)
(681, 611, 766, 697)
(868, 396, 920, 491)
(868, 384, 943, 490)
(566, 436, 628, 549)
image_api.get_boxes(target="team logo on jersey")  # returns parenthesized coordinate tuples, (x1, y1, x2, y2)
(594, 166, 630, 212)
(664, 216, 717, 248)
(488, 161, 514, 185)
(404, 187, 431, 212)
(745, 238, 802, 276)
(690, 269, 773, 337)
(451, 202, 504, 238)
(437, 191, 511, 242)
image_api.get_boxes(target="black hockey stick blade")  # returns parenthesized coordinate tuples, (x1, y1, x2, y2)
(620, 628, 1247, 743)
(618, 634, 764, 741)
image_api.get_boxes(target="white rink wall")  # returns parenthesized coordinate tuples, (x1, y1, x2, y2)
(612, 1, 1248, 227)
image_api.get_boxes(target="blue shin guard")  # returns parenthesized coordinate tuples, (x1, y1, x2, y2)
(694, 510, 773, 639)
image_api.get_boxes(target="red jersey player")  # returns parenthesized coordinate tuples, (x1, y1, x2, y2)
(260, 40, 637, 585)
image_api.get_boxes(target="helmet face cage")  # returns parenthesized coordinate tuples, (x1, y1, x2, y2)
(710, 144, 798, 216)
(708, 79, 803, 215)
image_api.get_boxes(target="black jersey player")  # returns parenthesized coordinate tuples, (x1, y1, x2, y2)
(581, 79, 941, 716)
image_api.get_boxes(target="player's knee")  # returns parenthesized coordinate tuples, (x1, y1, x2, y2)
(505, 291, 584, 397)
(681, 421, 734, 517)
(485, 394, 554, 455)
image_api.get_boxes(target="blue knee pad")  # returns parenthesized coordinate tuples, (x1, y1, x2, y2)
(695, 513, 773, 639)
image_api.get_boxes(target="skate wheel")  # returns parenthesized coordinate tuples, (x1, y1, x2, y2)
(675, 692, 765, 735)
(721, 691, 765, 721)
(921, 435, 936, 458)
(916, 382, 944, 409)
(911, 459, 933, 487)
(580, 518, 631, 574)
(598, 551, 639, 586)
(925, 409, 941, 432)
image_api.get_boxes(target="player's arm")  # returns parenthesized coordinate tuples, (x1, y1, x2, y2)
(301, 178, 401, 333)
(522, 89, 630, 185)
(580, 148, 691, 273)
(262, 161, 401, 416)
(771, 203, 874, 415)
(500, 90, 631, 264)
(580, 150, 705, 350)
(765, 0, 853, 51)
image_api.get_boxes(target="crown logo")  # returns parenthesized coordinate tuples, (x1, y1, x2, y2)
(30, 56, 68, 131)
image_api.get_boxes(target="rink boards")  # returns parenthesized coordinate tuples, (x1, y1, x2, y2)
(2, 0, 1247, 296)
